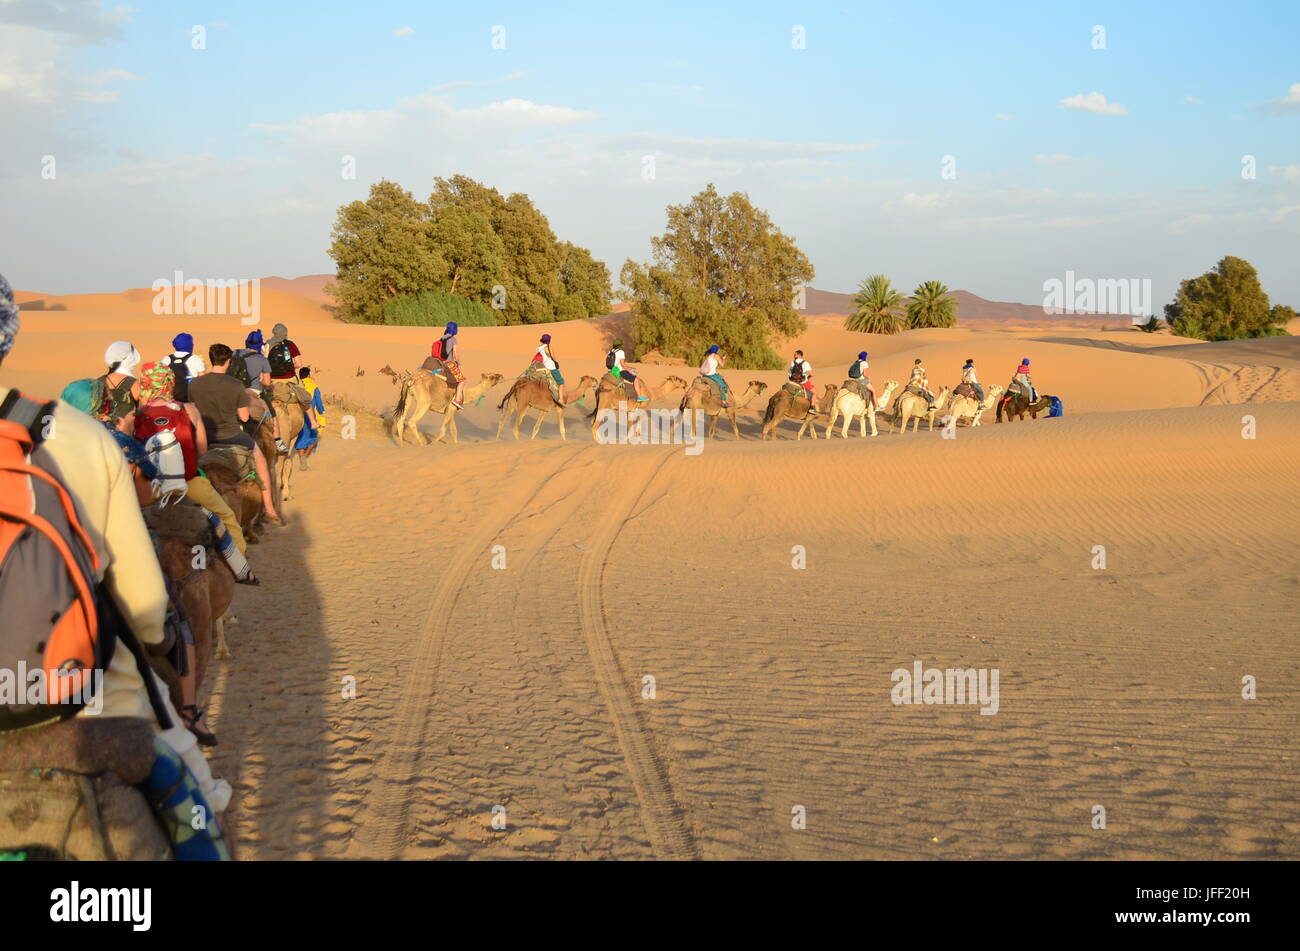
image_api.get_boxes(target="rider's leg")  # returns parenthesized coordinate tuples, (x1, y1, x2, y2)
(251, 444, 280, 521)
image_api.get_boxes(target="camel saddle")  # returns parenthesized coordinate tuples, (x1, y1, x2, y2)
(270, 380, 312, 406)
(0, 717, 170, 860)
(522, 363, 562, 403)
(142, 496, 212, 548)
(953, 382, 976, 401)
(199, 444, 260, 486)
(692, 375, 723, 401)
(841, 379, 873, 402)
(780, 381, 806, 399)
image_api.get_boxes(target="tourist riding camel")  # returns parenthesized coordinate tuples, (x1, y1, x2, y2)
(294, 366, 325, 470)
(606, 339, 650, 402)
(530, 333, 566, 403)
(188, 344, 282, 525)
(699, 344, 730, 407)
(133, 361, 258, 585)
(421, 322, 466, 409)
(162, 331, 206, 403)
(0, 274, 232, 859)
(903, 358, 937, 412)
(958, 358, 985, 406)
(233, 330, 290, 454)
(97, 340, 142, 426)
(789, 350, 818, 415)
(1009, 358, 1037, 403)
(843, 351, 875, 407)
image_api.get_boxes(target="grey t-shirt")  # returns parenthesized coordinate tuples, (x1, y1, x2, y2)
(236, 348, 273, 392)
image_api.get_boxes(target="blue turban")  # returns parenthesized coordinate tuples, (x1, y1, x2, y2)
(173, 332, 194, 353)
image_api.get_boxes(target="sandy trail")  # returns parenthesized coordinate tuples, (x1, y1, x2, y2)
(200, 401, 1297, 860)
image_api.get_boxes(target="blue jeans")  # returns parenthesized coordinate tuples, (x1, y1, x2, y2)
(704, 373, 729, 401)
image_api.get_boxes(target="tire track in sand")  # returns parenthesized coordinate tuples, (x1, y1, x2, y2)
(367, 444, 596, 858)
(575, 448, 700, 860)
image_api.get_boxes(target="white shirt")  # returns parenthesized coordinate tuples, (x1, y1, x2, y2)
(612, 348, 627, 370)
(962, 366, 978, 384)
(790, 359, 812, 378)
(701, 354, 719, 375)
(536, 345, 556, 370)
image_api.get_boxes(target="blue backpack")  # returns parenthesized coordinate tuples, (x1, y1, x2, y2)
(1048, 396, 1063, 418)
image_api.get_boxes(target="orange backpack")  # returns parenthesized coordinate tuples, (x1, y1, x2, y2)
(0, 391, 107, 730)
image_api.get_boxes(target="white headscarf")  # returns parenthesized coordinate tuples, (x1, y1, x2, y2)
(105, 340, 142, 377)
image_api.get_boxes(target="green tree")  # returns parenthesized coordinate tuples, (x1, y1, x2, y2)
(906, 280, 957, 328)
(383, 290, 497, 327)
(428, 204, 506, 301)
(1164, 256, 1285, 340)
(556, 241, 613, 320)
(846, 275, 905, 334)
(622, 184, 812, 369)
(327, 180, 443, 324)
(1137, 314, 1163, 333)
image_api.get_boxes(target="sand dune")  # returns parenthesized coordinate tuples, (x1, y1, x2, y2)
(3, 286, 1295, 860)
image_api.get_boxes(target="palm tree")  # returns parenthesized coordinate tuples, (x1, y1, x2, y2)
(846, 275, 905, 334)
(906, 281, 957, 329)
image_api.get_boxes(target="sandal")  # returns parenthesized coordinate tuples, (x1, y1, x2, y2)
(181, 704, 218, 747)
(236, 568, 261, 586)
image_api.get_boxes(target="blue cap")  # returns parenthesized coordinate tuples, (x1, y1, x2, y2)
(445, 322, 458, 335)
(858, 351, 867, 360)
(1021, 357, 1030, 366)
(245, 329, 264, 348)
(708, 344, 719, 354)
(173, 332, 194, 353)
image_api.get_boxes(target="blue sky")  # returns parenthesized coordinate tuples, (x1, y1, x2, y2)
(2, 0, 1298, 308)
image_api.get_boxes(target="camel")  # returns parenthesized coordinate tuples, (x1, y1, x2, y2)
(760, 383, 838, 440)
(947, 384, 1004, 428)
(996, 390, 1054, 422)
(203, 456, 265, 545)
(391, 371, 504, 447)
(678, 379, 769, 439)
(589, 374, 689, 437)
(889, 385, 951, 434)
(825, 380, 899, 438)
(496, 374, 598, 441)
(268, 384, 307, 503)
(151, 535, 238, 696)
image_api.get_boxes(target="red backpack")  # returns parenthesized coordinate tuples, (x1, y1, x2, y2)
(430, 339, 446, 361)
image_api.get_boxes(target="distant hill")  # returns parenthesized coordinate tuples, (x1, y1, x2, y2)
(260, 274, 334, 302)
(800, 287, 1137, 329)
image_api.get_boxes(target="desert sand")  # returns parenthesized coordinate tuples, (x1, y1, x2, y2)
(5, 284, 1297, 859)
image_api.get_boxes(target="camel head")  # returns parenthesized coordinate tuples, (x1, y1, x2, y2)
(480, 372, 504, 387)
(749, 380, 768, 394)
(575, 374, 599, 392)
(661, 375, 689, 393)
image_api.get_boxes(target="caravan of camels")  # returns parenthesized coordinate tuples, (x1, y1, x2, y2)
(389, 353, 1055, 446)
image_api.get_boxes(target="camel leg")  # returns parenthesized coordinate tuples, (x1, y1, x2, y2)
(530, 408, 546, 439)
(215, 612, 232, 660)
(512, 404, 526, 439)
(557, 406, 567, 441)
(825, 404, 838, 438)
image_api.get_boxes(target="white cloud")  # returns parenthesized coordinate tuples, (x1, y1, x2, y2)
(1268, 164, 1300, 182)
(1032, 153, 1074, 165)
(394, 26, 414, 37)
(1263, 82, 1300, 115)
(0, 0, 133, 44)
(994, 113, 1014, 120)
(1181, 95, 1203, 105)
(1059, 91, 1127, 115)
